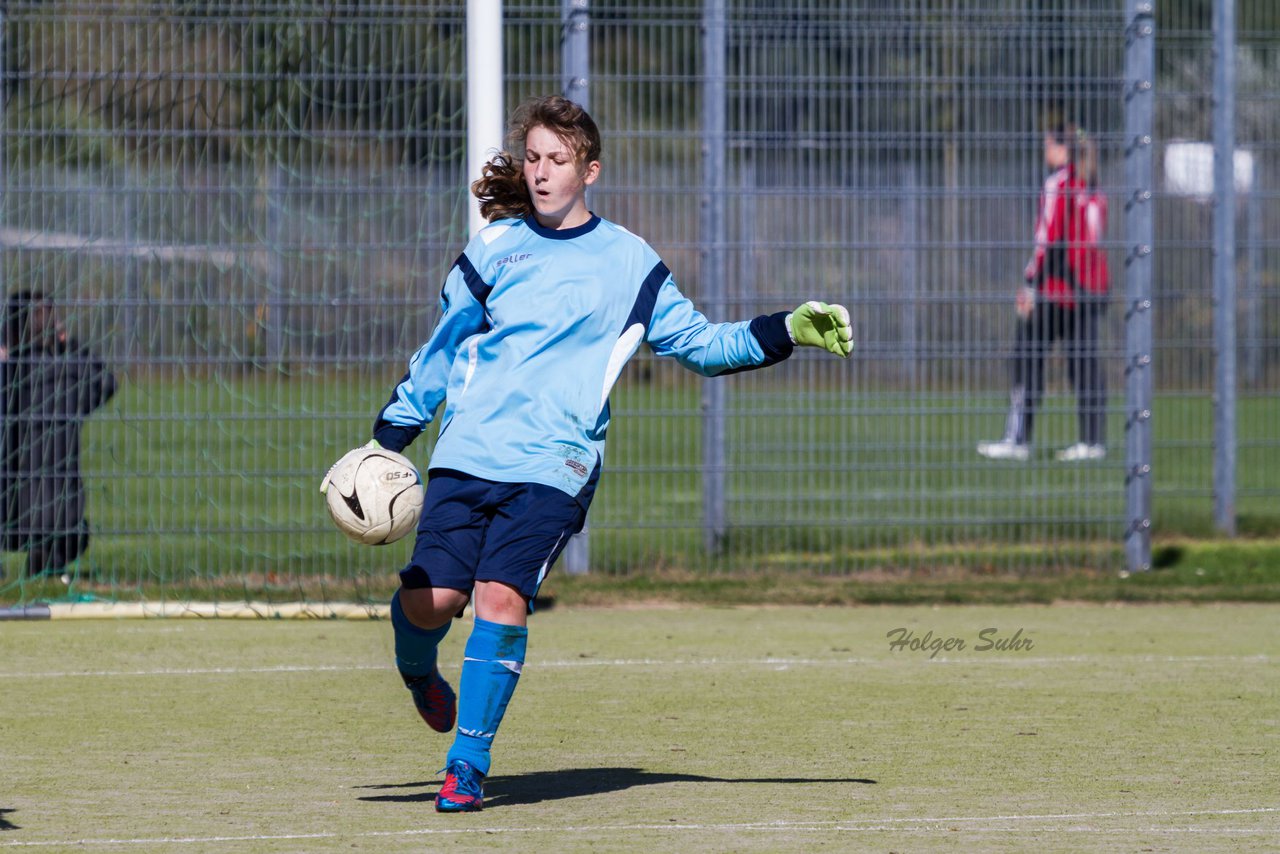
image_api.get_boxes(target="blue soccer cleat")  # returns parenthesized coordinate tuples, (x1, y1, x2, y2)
(401, 668, 457, 733)
(435, 759, 485, 812)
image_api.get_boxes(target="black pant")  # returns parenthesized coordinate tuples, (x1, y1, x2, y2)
(1004, 298, 1107, 447)
(1, 474, 92, 576)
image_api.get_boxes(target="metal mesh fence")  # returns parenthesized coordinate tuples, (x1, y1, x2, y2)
(0, 1, 1275, 600)
(1154, 1, 1280, 536)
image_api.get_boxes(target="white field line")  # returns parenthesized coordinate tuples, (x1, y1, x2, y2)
(0, 653, 1272, 680)
(0, 664, 390, 679)
(0, 808, 1276, 848)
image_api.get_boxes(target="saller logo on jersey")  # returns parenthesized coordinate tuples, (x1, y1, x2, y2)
(495, 253, 532, 269)
(564, 459, 589, 477)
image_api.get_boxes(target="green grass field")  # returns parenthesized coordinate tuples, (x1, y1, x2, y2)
(2, 604, 1277, 852)
(3, 373, 1278, 602)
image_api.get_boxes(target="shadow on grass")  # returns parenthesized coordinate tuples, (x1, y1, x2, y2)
(357, 767, 875, 808)
(0, 808, 19, 831)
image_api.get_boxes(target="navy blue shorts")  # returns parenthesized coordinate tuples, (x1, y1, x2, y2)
(399, 468, 591, 602)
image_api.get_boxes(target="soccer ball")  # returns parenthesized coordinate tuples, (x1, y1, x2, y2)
(321, 446, 424, 545)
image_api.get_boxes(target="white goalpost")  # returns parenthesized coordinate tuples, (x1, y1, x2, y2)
(467, 0, 505, 238)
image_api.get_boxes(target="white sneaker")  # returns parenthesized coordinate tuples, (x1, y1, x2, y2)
(977, 440, 1030, 461)
(1056, 443, 1106, 462)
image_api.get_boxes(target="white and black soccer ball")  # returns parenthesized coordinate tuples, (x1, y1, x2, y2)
(321, 446, 424, 545)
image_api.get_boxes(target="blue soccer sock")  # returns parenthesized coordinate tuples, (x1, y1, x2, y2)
(446, 617, 528, 777)
(390, 590, 452, 678)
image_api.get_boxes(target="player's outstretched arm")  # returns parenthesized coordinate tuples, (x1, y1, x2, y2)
(785, 301, 853, 358)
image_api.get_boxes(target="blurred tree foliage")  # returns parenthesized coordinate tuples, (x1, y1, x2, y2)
(0, 0, 1275, 169)
(2, 1, 466, 168)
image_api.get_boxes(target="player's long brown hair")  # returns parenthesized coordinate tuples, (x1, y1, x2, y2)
(1050, 121, 1099, 187)
(470, 95, 602, 223)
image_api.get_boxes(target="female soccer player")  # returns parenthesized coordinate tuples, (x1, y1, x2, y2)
(361, 95, 851, 811)
(978, 122, 1110, 462)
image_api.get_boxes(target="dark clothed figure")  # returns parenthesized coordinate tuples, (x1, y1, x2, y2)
(1, 292, 117, 575)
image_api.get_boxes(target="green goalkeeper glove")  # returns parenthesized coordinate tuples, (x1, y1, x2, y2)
(786, 301, 853, 358)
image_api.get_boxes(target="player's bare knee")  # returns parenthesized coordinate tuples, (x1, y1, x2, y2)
(473, 581, 529, 626)
(399, 585, 467, 629)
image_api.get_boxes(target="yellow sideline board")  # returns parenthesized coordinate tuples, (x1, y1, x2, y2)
(0, 601, 392, 620)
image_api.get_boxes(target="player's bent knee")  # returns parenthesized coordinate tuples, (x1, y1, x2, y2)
(399, 585, 469, 629)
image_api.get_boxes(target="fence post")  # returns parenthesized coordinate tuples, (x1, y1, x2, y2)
(1124, 0, 1156, 572)
(1245, 173, 1261, 388)
(266, 163, 286, 369)
(901, 163, 920, 388)
(1212, 0, 1237, 536)
(562, 0, 589, 109)
(120, 163, 140, 364)
(561, 0, 592, 575)
(701, 0, 727, 555)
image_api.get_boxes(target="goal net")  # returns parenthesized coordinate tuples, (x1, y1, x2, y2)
(0, 2, 480, 610)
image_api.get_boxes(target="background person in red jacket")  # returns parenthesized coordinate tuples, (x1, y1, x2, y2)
(979, 122, 1110, 462)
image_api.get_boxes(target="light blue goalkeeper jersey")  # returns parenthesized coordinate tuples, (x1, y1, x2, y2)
(374, 214, 793, 499)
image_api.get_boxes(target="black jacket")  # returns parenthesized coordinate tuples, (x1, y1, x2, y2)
(0, 340, 117, 537)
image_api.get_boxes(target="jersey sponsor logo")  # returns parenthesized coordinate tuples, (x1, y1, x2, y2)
(494, 252, 532, 269)
(564, 458, 589, 477)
